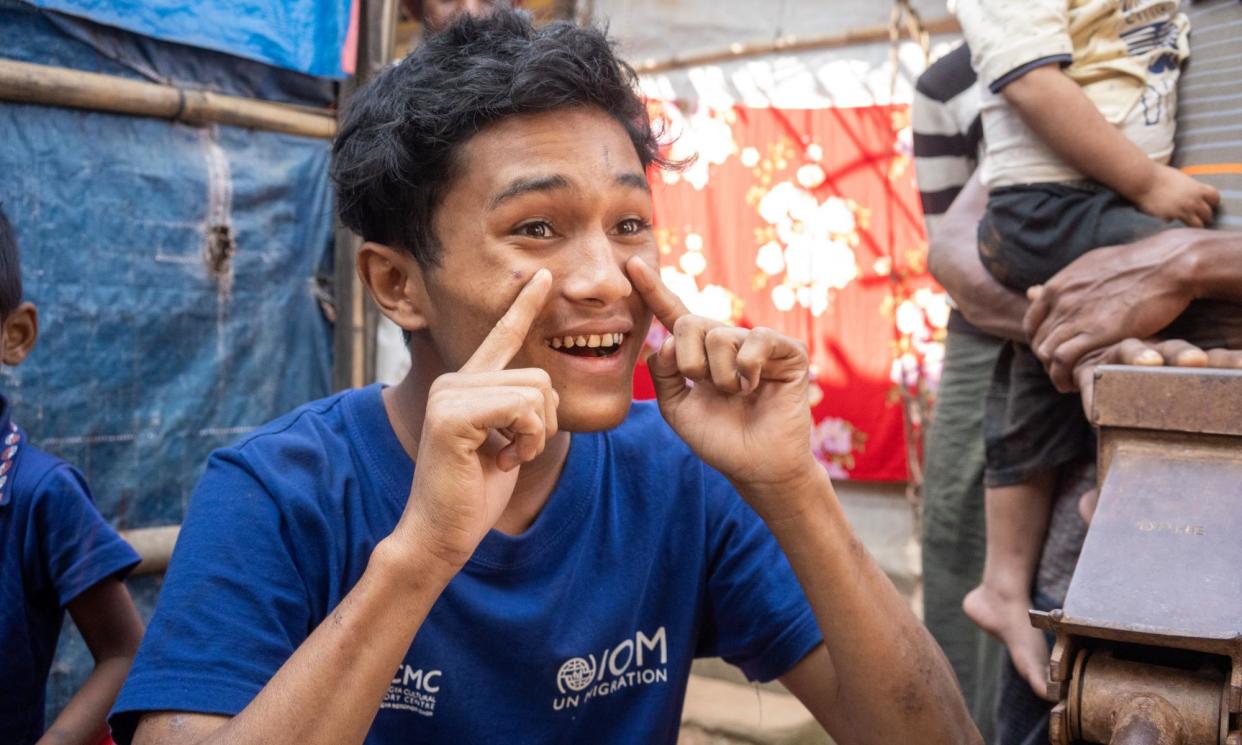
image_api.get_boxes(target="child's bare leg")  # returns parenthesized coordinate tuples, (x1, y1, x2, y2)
(1078, 487, 1100, 525)
(962, 471, 1055, 699)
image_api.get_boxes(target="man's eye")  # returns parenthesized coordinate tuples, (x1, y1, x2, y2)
(617, 218, 651, 235)
(517, 221, 553, 238)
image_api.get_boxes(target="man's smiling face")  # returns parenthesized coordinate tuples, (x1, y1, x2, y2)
(414, 106, 658, 431)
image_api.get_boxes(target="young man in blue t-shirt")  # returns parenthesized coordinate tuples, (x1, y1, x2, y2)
(112, 10, 978, 745)
(0, 206, 145, 745)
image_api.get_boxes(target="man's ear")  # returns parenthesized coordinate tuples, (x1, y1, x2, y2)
(1, 302, 37, 366)
(356, 242, 431, 332)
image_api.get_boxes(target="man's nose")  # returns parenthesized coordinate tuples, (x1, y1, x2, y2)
(559, 231, 632, 307)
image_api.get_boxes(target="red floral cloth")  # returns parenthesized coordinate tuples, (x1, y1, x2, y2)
(634, 102, 947, 481)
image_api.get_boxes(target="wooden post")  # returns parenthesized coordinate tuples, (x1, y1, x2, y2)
(332, 0, 399, 390)
(0, 59, 336, 139)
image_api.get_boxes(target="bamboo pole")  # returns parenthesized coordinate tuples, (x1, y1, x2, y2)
(631, 15, 960, 75)
(0, 59, 337, 140)
(120, 525, 181, 576)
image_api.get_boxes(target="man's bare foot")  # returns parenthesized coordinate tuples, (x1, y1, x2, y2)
(962, 584, 1053, 700)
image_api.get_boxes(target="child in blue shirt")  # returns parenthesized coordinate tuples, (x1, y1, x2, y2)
(0, 205, 144, 745)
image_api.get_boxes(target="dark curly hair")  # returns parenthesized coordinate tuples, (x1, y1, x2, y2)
(0, 205, 22, 318)
(331, 7, 672, 266)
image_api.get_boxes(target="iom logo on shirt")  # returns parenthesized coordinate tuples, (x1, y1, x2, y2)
(381, 664, 442, 717)
(552, 627, 669, 711)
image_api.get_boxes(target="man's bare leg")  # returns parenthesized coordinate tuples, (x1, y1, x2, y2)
(962, 471, 1055, 700)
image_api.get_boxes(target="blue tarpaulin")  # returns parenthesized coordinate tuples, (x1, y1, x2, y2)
(0, 0, 336, 720)
(26, 0, 353, 78)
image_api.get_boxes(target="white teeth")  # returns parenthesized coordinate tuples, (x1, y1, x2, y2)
(575, 335, 587, 347)
(551, 337, 562, 348)
(563, 336, 574, 348)
(588, 334, 601, 348)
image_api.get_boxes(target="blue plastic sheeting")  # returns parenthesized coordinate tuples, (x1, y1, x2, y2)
(25, 0, 352, 78)
(0, 5, 335, 720)
(0, 4, 334, 532)
(1, 0, 335, 107)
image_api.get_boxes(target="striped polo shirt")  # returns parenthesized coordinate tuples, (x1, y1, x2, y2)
(913, 43, 984, 237)
(1174, 0, 1242, 229)
(912, 43, 988, 336)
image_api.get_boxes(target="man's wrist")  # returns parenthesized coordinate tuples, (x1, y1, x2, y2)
(370, 535, 458, 602)
(734, 460, 835, 530)
(1178, 230, 1241, 301)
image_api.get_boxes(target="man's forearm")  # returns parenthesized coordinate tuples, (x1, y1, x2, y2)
(188, 541, 451, 745)
(926, 172, 1028, 341)
(756, 470, 980, 745)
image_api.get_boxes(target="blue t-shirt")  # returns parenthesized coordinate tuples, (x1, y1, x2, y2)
(0, 404, 141, 745)
(112, 385, 821, 744)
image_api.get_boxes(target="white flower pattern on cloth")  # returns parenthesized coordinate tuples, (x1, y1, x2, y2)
(658, 104, 738, 191)
(810, 416, 864, 480)
(754, 182, 859, 317)
(890, 288, 950, 395)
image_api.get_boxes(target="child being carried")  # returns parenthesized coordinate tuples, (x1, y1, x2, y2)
(955, 0, 1220, 697)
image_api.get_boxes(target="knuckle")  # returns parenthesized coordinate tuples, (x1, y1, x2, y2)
(673, 314, 705, 335)
(705, 326, 734, 347)
(683, 360, 708, 378)
(426, 387, 452, 413)
(428, 375, 455, 396)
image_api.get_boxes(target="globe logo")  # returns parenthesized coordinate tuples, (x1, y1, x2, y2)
(557, 656, 596, 694)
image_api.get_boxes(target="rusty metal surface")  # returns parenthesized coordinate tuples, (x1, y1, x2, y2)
(1107, 698, 1185, 745)
(1092, 366, 1242, 437)
(1063, 444, 1242, 643)
(1037, 366, 1242, 742)
(1051, 701, 1072, 745)
(1067, 647, 1227, 745)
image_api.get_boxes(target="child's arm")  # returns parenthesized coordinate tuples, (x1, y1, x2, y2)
(38, 577, 143, 745)
(1003, 64, 1220, 226)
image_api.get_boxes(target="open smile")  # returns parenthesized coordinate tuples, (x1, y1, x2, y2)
(545, 332, 627, 357)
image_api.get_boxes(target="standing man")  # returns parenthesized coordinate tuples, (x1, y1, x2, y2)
(911, 42, 1005, 742)
(110, 10, 979, 745)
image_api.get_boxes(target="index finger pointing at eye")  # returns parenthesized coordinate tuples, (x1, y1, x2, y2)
(626, 255, 689, 330)
(461, 268, 553, 373)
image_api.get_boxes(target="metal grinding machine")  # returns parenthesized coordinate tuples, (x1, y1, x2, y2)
(1031, 366, 1242, 745)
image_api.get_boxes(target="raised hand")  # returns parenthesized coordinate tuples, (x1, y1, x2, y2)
(626, 256, 820, 520)
(393, 269, 559, 574)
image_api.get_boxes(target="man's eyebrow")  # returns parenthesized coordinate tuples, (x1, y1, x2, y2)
(615, 172, 650, 193)
(487, 171, 650, 209)
(488, 175, 571, 209)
